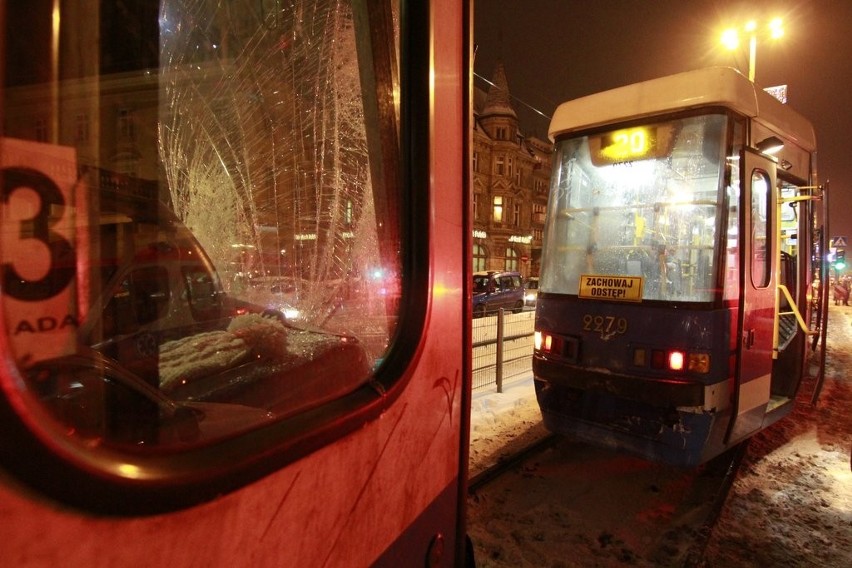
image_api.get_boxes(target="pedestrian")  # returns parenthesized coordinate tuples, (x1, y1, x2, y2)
(833, 281, 848, 306)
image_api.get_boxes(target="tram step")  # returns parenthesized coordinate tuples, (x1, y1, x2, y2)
(777, 313, 797, 351)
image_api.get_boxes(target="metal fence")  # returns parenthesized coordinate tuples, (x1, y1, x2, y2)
(472, 309, 535, 392)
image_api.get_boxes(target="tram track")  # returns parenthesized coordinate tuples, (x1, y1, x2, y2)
(466, 433, 749, 567)
(681, 440, 751, 565)
(468, 433, 560, 495)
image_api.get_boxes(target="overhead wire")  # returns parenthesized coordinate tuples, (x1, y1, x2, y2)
(473, 71, 553, 122)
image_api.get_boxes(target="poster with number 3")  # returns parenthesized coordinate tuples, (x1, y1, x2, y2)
(1, 138, 86, 366)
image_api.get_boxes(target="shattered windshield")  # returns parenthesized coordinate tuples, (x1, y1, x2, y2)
(540, 114, 728, 303)
(1, 0, 400, 448)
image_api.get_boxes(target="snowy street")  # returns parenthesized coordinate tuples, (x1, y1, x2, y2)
(468, 305, 852, 567)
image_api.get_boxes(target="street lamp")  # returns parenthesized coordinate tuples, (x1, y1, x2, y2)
(720, 18, 784, 81)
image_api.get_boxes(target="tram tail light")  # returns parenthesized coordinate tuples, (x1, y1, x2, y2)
(534, 331, 563, 355)
(650, 349, 666, 369)
(668, 350, 685, 371)
(646, 348, 710, 373)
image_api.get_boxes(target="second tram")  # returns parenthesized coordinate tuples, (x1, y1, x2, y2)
(533, 67, 828, 466)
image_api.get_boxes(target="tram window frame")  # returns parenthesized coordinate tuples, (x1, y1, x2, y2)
(0, 0, 433, 514)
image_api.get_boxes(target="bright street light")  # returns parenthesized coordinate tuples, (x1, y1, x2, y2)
(720, 18, 784, 82)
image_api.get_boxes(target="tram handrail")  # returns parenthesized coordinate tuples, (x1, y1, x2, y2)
(811, 181, 830, 403)
(771, 183, 828, 402)
(773, 284, 816, 357)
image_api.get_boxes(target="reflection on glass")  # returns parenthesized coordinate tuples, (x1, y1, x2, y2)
(751, 171, 771, 288)
(1, 0, 399, 449)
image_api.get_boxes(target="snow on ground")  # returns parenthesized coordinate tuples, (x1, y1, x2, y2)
(468, 305, 852, 566)
(702, 305, 852, 566)
(469, 375, 546, 479)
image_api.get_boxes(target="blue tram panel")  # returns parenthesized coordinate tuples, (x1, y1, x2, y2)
(534, 296, 734, 466)
(533, 67, 825, 467)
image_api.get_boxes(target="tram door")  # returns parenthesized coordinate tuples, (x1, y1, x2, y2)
(729, 149, 777, 442)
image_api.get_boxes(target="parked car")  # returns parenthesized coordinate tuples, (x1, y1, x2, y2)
(472, 270, 525, 317)
(524, 276, 539, 307)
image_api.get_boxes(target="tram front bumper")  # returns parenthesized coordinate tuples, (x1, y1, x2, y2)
(532, 357, 724, 466)
(533, 355, 706, 408)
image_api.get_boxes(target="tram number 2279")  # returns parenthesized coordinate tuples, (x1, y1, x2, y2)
(582, 314, 628, 338)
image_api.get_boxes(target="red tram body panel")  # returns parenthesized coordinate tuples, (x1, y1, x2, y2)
(0, 1, 473, 566)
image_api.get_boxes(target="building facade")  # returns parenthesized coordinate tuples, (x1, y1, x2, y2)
(473, 63, 552, 278)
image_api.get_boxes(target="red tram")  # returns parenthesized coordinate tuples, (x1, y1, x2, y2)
(0, 1, 473, 566)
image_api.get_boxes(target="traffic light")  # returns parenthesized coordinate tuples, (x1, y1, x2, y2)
(835, 249, 847, 270)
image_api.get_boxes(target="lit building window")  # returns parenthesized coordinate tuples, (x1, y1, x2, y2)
(493, 195, 503, 223)
(473, 244, 487, 272)
(505, 247, 519, 271)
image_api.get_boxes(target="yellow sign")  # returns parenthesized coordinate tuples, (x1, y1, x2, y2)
(579, 275, 643, 302)
(600, 127, 654, 162)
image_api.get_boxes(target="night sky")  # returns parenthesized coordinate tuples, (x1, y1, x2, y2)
(474, 0, 852, 243)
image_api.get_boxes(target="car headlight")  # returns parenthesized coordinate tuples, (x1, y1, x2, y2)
(283, 307, 301, 320)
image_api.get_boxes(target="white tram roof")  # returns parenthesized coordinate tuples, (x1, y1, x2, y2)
(549, 67, 816, 152)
